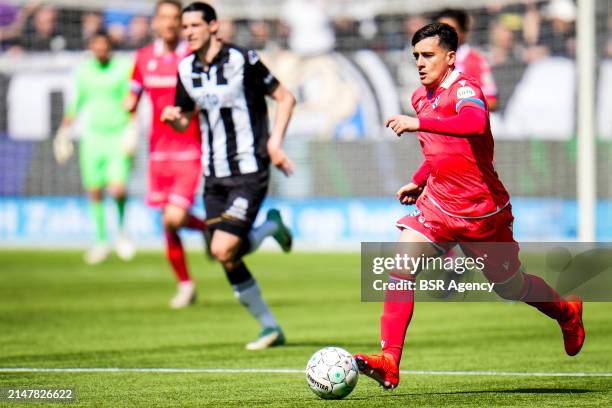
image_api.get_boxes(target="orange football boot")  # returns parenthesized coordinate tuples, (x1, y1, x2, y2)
(354, 352, 399, 390)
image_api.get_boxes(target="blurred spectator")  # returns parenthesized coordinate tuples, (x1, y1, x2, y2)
(0, 2, 36, 51)
(404, 15, 428, 42)
(333, 17, 357, 51)
(19, 4, 66, 51)
(124, 15, 151, 49)
(488, 19, 526, 112)
(217, 17, 236, 43)
(523, 0, 576, 62)
(249, 20, 271, 50)
(104, 9, 132, 48)
(607, 14, 612, 58)
(541, 0, 576, 56)
(66, 11, 103, 50)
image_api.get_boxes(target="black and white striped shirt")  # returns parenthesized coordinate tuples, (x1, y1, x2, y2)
(175, 44, 279, 179)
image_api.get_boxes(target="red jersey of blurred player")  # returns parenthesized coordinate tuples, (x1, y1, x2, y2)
(130, 39, 202, 208)
(126, 0, 207, 310)
(437, 8, 498, 110)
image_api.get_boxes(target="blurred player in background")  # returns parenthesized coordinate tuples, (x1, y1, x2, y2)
(436, 8, 498, 111)
(54, 30, 135, 265)
(161, 2, 295, 350)
(125, 0, 208, 309)
(354, 23, 585, 390)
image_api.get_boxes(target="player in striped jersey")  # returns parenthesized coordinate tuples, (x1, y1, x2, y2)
(161, 2, 296, 350)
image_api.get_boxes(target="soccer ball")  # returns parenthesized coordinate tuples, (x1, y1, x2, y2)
(305, 346, 359, 399)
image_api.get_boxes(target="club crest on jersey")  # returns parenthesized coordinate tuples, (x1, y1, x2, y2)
(457, 86, 476, 99)
(247, 50, 259, 65)
(432, 95, 441, 109)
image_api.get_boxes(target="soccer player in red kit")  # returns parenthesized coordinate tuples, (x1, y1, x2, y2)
(354, 23, 585, 390)
(125, 0, 207, 309)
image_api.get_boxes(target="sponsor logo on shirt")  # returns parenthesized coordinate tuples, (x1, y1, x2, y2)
(457, 86, 476, 99)
(144, 74, 177, 88)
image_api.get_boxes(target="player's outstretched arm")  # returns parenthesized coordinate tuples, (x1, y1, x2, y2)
(418, 106, 487, 137)
(268, 84, 296, 177)
(160, 106, 193, 132)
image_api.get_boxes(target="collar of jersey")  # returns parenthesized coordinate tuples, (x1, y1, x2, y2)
(192, 43, 230, 72)
(427, 69, 460, 99)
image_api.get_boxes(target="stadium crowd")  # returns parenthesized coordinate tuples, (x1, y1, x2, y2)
(0, 0, 609, 58)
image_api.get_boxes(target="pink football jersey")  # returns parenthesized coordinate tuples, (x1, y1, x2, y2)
(131, 40, 201, 161)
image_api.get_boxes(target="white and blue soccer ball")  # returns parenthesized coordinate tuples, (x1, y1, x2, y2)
(305, 346, 359, 399)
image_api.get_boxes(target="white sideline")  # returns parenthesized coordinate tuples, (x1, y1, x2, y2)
(1, 368, 612, 377)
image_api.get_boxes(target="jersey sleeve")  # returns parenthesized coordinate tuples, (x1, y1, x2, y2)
(452, 81, 487, 113)
(243, 49, 279, 95)
(174, 73, 195, 112)
(130, 50, 144, 97)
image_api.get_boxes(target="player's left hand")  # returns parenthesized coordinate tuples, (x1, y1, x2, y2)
(121, 120, 139, 156)
(267, 142, 294, 177)
(385, 115, 420, 136)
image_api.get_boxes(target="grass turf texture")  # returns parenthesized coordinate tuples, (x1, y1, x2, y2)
(0, 250, 611, 407)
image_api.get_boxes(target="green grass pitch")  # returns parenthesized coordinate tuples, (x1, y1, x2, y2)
(0, 250, 611, 407)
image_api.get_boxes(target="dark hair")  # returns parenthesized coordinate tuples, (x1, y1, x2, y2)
(89, 29, 112, 44)
(182, 2, 217, 23)
(434, 8, 469, 33)
(155, 0, 182, 13)
(411, 23, 458, 51)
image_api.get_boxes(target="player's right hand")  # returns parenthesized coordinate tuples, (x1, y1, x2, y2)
(160, 106, 182, 123)
(396, 182, 423, 205)
(53, 126, 74, 165)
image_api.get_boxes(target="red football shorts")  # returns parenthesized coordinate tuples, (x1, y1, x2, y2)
(147, 159, 202, 210)
(396, 193, 521, 283)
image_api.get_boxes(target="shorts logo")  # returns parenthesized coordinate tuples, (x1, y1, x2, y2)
(457, 86, 476, 99)
(409, 208, 421, 217)
(226, 197, 249, 221)
(418, 215, 426, 223)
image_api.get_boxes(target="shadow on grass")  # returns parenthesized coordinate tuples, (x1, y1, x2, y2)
(348, 388, 596, 401)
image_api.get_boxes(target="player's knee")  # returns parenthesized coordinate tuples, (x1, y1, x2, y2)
(163, 214, 182, 230)
(211, 243, 236, 264)
(108, 185, 126, 198)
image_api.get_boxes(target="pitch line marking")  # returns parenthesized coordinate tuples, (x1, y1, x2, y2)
(1, 368, 612, 377)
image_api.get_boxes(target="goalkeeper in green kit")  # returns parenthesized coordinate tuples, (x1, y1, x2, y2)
(54, 30, 137, 264)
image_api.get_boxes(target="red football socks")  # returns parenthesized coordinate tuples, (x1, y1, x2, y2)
(165, 230, 191, 283)
(380, 274, 415, 365)
(522, 273, 569, 321)
(185, 214, 207, 231)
